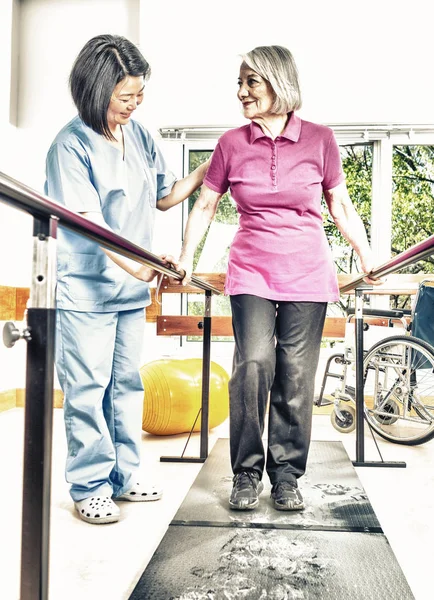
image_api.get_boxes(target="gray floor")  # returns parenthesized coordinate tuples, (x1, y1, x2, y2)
(131, 527, 413, 600)
(1, 408, 434, 600)
(130, 439, 413, 600)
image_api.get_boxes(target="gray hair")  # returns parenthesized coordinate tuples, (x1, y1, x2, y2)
(243, 45, 302, 114)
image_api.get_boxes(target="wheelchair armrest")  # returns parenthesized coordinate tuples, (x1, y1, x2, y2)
(346, 308, 405, 318)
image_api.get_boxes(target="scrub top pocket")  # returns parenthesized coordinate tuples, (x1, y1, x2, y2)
(66, 253, 116, 302)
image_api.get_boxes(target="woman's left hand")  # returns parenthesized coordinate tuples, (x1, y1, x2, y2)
(359, 255, 383, 286)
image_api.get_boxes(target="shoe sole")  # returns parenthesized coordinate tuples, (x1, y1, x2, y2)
(229, 482, 264, 510)
(75, 505, 120, 524)
(117, 491, 163, 502)
(273, 500, 305, 511)
(229, 498, 259, 510)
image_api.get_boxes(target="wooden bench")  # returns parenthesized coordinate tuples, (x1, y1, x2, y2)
(150, 273, 434, 340)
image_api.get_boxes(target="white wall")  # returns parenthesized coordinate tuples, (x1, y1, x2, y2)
(0, 0, 14, 126)
(0, 0, 141, 287)
(140, 0, 434, 128)
(16, 0, 141, 189)
(1, 0, 434, 289)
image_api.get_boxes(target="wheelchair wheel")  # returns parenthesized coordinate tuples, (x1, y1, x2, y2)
(330, 404, 356, 433)
(371, 399, 399, 425)
(363, 335, 434, 445)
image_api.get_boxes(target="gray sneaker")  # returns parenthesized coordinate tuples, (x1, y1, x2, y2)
(229, 471, 264, 510)
(271, 482, 305, 511)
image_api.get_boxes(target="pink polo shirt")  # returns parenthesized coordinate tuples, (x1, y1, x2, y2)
(204, 112, 344, 302)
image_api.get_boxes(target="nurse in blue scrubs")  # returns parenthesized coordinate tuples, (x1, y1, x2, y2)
(45, 34, 209, 524)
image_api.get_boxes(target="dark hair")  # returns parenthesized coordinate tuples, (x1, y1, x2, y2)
(69, 34, 151, 140)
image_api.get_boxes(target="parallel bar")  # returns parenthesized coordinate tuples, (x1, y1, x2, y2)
(340, 234, 434, 294)
(0, 173, 220, 594)
(0, 172, 220, 294)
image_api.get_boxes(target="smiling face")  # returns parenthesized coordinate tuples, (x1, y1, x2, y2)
(107, 75, 145, 132)
(237, 62, 275, 120)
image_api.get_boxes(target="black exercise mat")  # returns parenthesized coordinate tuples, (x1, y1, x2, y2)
(129, 526, 414, 600)
(172, 439, 381, 532)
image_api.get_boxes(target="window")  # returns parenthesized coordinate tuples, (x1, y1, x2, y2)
(325, 144, 373, 315)
(159, 124, 434, 335)
(185, 149, 237, 340)
(391, 145, 434, 309)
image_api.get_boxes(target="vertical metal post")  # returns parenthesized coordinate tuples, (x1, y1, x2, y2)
(160, 289, 213, 463)
(352, 285, 406, 469)
(354, 288, 365, 463)
(20, 216, 57, 600)
(199, 290, 212, 459)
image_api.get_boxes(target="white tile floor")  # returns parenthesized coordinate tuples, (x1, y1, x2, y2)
(1, 407, 434, 600)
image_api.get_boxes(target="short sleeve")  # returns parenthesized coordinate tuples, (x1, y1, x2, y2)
(140, 130, 177, 200)
(322, 131, 345, 191)
(204, 143, 229, 194)
(45, 142, 101, 213)
(153, 145, 177, 200)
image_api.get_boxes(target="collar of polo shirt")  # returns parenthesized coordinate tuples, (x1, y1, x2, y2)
(249, 111, 302, 144)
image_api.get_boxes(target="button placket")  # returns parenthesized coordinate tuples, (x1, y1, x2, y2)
(271, 142, 277, 188)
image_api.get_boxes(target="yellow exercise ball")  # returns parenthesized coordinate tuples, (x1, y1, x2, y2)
(140, 358, 230, 435)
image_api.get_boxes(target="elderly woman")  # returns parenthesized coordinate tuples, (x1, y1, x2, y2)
(45, 34, 208, 524)
(175, 45, 376, 511)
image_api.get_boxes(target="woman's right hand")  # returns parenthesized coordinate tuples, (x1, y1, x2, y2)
(134, 254, 178, 282)
(171, 256, 194, 286)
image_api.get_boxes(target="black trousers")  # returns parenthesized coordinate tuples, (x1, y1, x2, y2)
(229, 294, 327, 486)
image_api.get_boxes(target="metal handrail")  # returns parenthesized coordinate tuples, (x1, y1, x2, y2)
(340, 233, 434, 294)
(0, 171, 220, 294)
(0, 169, 219, 600)
(338, 231, 434, 471)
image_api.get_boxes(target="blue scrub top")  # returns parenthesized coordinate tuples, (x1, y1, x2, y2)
(44, 116, 177, 312)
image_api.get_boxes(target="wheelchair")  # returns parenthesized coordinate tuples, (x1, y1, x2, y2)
(315, 280, 434, 446)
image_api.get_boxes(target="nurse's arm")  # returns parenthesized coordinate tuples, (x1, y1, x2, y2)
(324, 182, 379, 284)
(171, 185, 222, 285)
(157, 158, 211, 211)
(80, 211, 172, 282)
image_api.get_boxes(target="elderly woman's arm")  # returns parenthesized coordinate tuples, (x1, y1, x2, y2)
(172, 184, 223, 284)
(157, 158, 211, 211)
(324, 181, 379, 284)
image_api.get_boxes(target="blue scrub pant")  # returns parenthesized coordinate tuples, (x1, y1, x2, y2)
(55, 308, 145, 502)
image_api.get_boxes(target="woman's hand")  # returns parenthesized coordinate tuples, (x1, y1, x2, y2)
(170, 255, 194, 286)
(134, 254, 177, 282)
(359, 253, 383, 286)
(134, 265, 159, 282)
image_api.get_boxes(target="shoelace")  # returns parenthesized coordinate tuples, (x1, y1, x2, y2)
(274, 481, 297, 493)
(234, 471, 257, 488)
